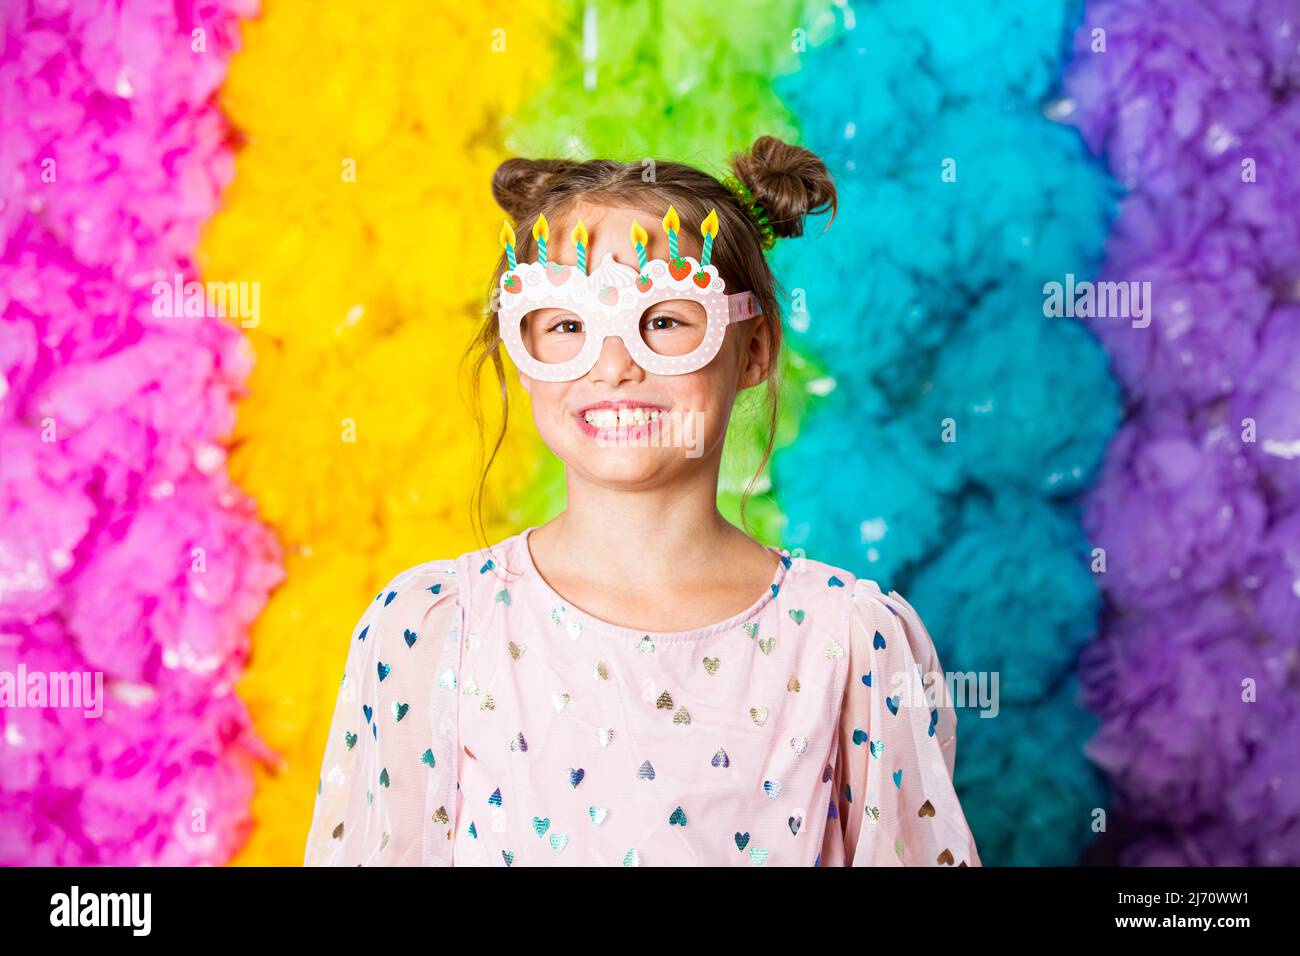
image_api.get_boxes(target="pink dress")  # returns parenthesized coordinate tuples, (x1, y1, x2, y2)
(303, 526, 981, 867)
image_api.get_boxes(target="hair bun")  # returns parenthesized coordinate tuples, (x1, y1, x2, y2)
(491, 157, 577, 223)
(729, 135, 837, 240)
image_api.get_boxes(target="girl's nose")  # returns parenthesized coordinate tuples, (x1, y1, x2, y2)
(587, 332, 644, 386)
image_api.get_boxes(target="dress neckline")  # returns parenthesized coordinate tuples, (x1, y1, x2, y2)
(515, 524, 789, 642)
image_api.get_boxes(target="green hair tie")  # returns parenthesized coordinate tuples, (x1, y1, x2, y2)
(722, 175, 777, 251)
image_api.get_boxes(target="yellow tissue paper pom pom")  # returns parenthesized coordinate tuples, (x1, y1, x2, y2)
(201, 0, 556, 865)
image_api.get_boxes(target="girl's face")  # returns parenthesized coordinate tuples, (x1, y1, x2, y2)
(515, 202, 769, 487)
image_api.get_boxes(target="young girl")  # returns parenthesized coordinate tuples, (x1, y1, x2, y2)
(303, 136, 981, 867)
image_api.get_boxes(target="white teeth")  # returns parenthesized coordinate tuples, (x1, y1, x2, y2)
(582, 407, 663, 428)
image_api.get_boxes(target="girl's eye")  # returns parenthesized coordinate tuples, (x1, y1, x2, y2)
(644, 314, 680, 332)
(545, 318, 583, 334)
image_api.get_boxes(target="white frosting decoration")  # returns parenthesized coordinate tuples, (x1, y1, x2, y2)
(586, 251, 639, 290)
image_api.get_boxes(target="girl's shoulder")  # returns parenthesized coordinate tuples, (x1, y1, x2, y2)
(777, 550, 926, 643)
(370, 528, 530, 616)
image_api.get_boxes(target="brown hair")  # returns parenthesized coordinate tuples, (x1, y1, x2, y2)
(461, 135, 837, 556)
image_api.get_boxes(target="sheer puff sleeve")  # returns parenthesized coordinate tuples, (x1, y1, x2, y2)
(303, 560, 463, 866)
(827, 579, 981, 867)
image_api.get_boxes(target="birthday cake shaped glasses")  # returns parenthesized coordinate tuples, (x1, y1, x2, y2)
(496, 206, 762, 382)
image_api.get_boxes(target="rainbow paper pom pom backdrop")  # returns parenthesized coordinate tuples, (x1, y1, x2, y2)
(2, 0, 1296, 866)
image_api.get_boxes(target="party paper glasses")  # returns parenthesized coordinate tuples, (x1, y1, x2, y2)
(496, 207, 761, 382)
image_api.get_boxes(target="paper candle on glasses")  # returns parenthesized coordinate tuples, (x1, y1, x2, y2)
(662, 205, 680, 260)
(572, 218, 588, 274)
(630, 219, 648, 271)
(700, 209, 718, 267)
(533, 213, 549, 266)
(500, 220, 517, 270)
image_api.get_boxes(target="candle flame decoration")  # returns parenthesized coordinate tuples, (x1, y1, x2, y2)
(662, 206, 680, 236)
(700, 209, 718, 239)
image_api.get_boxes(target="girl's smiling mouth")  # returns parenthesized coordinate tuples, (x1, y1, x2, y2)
(573, 399, 672, 440)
